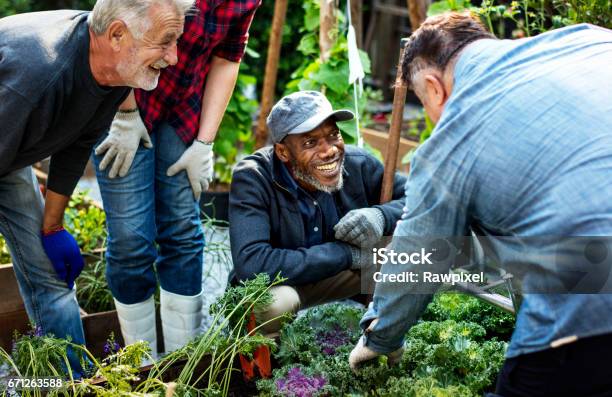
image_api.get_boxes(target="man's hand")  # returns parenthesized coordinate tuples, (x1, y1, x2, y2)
(166, 140, 214, 200)
(41, 227, 85, 290)
(335, 208, 385, 247)
(95, 110, 152, 178)
(349, 335, 404, 373)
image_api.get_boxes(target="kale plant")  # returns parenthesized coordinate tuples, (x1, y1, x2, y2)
(422, 292, 515, 340)
(257, 365, 331, 397)
(276, 303, 364, 366)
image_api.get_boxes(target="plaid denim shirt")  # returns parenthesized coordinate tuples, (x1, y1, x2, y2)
(135, 0, 260, 143)
(362, 24, 612, 358)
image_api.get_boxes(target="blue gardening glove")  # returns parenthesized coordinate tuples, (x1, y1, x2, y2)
(334, 208, 385, 248)
(41, 227, 85, 289)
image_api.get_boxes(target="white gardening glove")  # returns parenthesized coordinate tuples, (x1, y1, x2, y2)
(349, 335, 404, 373)
(95, 110, 152, 178)
(166, 140, 214, 200)
(349, 319, 404, 373)
(334, 208, 385, 247)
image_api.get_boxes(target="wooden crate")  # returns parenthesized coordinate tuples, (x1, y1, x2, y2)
(81, 307, 165, 358)
(361, 127, 418, 174)
(0, 263, 149, 358)
(0, 264, 30, 351)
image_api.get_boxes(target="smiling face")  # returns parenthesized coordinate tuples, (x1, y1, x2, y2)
(275, 119, 345, 193)
(115, 3, 184, 90)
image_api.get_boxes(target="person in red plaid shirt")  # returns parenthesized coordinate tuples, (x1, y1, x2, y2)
(92, 0, 261, 359)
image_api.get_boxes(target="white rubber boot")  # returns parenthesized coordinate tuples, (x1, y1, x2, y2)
(113, 295, 158, 365)
(160, 289, 203, 353)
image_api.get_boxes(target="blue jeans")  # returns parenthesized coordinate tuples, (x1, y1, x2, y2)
(0, 167, 85, 370)
(93, 123, 204, 304)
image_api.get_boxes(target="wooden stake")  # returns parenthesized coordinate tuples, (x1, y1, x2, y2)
(406, 0, 428, 31)
(255, 0, 289, 149)
(380, 39, 409, 204)
(350, 0, 363, 48)
(319, 0, 336, 62)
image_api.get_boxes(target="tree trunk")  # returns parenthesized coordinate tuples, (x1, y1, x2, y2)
(350, 0, 363, 48)
(406, 0, 428, 31)
(319, 0, 336, 62)
(255, 0, 289, 149)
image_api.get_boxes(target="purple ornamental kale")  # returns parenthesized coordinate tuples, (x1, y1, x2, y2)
(316, 326, 351, 356)
(275, 367, 327, 397)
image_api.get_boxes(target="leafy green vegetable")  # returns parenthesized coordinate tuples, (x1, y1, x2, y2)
(262, 302, 508, 396)
(276, 303, 364, 366)
(9, 326, 72, 378)
(209, 273, 277, 334)
(422, 293, 515, 340)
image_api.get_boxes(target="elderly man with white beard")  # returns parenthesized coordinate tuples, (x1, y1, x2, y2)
(0, 0, 193, 375)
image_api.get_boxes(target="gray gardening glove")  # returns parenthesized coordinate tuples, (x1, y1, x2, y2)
(349, 246, 372, 270)
(166, 140, 214, 200)
(335, 208, 385, 247)
(95, 110, 152, 178)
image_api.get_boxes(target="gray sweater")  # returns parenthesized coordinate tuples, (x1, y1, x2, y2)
(0, 10, 129, 195)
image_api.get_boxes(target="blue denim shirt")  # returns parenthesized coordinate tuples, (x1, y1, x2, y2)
(362, 24, 612, 358)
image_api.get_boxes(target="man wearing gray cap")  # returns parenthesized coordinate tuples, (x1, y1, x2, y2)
(228, 91, 407, 331)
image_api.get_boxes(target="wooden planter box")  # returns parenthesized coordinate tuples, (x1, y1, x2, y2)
(85, 355, 259, 396)
(361, 127, 419, 174)
(0, 264, 30, 351)
(0, 263, 123, 356)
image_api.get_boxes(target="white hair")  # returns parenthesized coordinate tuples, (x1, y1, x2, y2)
(88, 0, 194, 39)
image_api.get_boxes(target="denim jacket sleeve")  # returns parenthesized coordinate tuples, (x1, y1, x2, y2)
(360, 150, 471, 353)
(362, 153, 408, 234)
(229, 167, 352, 285)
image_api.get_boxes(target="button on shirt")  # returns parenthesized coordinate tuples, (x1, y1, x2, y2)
(279, 162, 339, 247)
(362, 24, 612, 358)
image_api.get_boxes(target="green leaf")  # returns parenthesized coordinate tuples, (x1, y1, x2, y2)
(358, 49, 371, 74)
(428, 0, 452, 16)
(297, 33, 319, 56)
(311, 62, 350, 94)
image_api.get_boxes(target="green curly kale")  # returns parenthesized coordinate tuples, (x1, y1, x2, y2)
(422, 292, 515, 340)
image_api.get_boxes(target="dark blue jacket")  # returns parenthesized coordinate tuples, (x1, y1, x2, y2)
(229, 145, 408, 285)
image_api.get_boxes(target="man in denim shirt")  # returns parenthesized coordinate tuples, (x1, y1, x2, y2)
(349, 13, 612, 395)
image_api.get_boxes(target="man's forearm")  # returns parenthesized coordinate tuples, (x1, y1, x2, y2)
(197, 56, 241, 143)
(42, 189, 70, 233)
(118, 89, 137, 111)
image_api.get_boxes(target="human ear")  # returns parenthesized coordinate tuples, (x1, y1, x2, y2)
(274, 143, 290, 163)
(424, 74, 448, 107)
(107, 20, 129, 52)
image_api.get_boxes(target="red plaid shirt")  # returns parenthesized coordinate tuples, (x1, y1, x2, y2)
(135, 0, 260, 143)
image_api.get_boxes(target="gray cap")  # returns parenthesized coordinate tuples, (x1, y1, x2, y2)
(267, 91, 354, 143)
